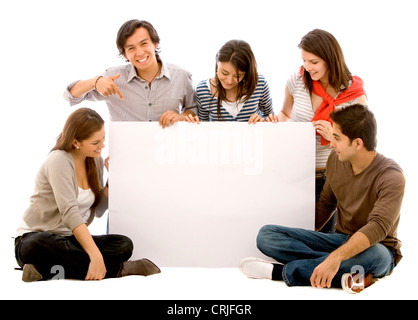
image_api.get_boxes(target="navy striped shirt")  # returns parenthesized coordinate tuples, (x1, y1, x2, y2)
(196, 74, 273, 121)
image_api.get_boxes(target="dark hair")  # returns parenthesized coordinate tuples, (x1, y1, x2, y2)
(330, 104, 377, 151)
(212, 40, 258, 120)
(116, 19, 161, 61)
(52, 108, 105, 208)
(298, 29, 351, 94)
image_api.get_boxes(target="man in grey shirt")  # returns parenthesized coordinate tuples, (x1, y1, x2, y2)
(64, 19, 197, 127)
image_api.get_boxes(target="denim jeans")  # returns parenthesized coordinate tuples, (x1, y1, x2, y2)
(257, 225, 396, 287)
(15, 232, 133, 280)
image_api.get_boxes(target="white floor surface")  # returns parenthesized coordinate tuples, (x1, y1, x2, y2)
(1, 238, 416, 301)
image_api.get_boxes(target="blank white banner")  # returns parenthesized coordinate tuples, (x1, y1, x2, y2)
(109, 122, 315, 267)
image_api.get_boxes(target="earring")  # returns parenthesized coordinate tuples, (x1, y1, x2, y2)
(76, 146, 80, 150)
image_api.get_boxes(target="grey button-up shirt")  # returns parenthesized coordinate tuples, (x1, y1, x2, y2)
(64, 61, 197, 121)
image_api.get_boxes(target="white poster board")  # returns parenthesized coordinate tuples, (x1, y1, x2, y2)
(109, 122, 315, 267)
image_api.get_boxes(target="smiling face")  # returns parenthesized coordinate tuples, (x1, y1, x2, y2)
(301, 49, 329, 84)
(216, 61, 245, 91)
(123, 27, 159, 73)
(73, 126, 106, 159)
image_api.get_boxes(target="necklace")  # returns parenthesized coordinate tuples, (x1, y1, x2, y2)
(140, 64, 161, 85)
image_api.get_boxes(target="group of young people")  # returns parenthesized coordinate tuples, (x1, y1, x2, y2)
(15, 19, 405, 294)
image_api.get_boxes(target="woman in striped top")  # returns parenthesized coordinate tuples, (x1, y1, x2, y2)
(272, 29, 367, 231)
(187, 40, 274, 123)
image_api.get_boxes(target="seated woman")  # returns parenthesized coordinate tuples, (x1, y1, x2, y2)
(188, 40, 275, 123)
(14, 108, 160, 281)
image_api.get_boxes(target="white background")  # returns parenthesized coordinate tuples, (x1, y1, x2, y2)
(0, 0, 417, 299)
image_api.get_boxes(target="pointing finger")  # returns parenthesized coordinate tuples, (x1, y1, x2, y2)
(115, 86, 124, 100)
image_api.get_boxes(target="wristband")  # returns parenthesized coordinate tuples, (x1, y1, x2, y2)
(94, 76, 103, 90)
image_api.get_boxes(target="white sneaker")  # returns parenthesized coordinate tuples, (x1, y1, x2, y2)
(239, 257, 277, 279)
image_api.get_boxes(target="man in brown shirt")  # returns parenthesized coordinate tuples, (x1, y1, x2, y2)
(240, 104, 405, 293)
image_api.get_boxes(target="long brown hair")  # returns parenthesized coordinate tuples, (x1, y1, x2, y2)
(298, 29, 352, 94)
(213, 40, 258, 120)
(51, 108, 105, 208)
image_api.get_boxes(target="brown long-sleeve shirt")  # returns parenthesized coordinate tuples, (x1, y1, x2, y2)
(316, 150, 406, 264)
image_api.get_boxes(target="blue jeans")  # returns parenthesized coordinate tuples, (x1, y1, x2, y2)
(15, 232, 133, 280)
(257, 225, 396, 287)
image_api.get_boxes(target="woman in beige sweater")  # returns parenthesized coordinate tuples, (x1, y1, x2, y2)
(15, 108, 160, 281)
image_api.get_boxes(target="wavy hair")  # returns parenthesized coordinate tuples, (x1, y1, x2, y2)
(298, 29, 352, 94)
